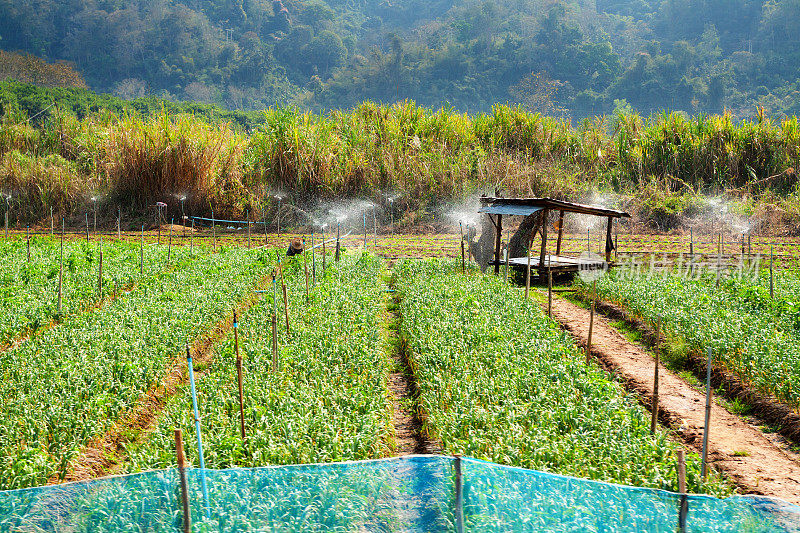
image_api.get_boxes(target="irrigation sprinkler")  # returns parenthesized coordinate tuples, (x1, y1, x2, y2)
(174, 429, 192, 533)
(701, 346, 713, 481)
(335, 222, 341, 262)
(233, 310, 246, 442)
(186, 346, 211, 518)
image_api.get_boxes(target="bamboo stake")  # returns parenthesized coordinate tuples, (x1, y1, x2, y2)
(97, 235, 103, 295)
(26, 226, 30, 262)
(373, 206, 377, 250)
(57, 219, 63, 314)
(86, 213, 89, 243)
(233, 310, 246, 442)
(311, 232, 316, 285)
(158, 221, 161, 246)
(689, 228, 694, 256)
(651, 319, 661, 434)
(454, 456, 464, 533)
(140, 225, 144, 275)
(460, 240, 466, 273)
(322, 226, 327, 272)
(3, 208, 6, 239)
(363, 213, 367, 250)
(282, 282, 290, 334)
(547, 269, 552, 317)
(50, 207, 53, 237)
(272, 312, 278, 372)
(335, 223, 340, 262)
(174, 428, 191, 533)
(190, 219, 194, 254)
(212, 209, 216, 253)
(770, 246, 774, 299)
(117, 207, 121, 240)
(167, 218, 173, 263)
(586, 280, 596, 364)
(677, 449, 687, 533)
(701, 346, 713, 481)
(247, 210, 251, 249)
(504, 241, 509, 283)
(525, 234, 532, 299)
(303, 237, 310, 302)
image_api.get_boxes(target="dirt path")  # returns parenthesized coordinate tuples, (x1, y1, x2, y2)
(385, 274, 440, 455)
(52, 271, 273, 484)
(545, 296, 800, 506)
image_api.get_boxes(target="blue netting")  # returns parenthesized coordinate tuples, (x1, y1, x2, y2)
(1, 456, 797, 532)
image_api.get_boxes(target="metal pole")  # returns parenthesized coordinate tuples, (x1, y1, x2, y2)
(454, 456, 464, 533)
(701, 346, 712, 481)
(524, 234, 532, 298)
(186, 346, 210, 518)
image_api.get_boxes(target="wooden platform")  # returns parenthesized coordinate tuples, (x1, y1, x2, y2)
(490, 254, 607, 273)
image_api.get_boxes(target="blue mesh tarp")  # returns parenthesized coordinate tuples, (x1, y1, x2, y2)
(1, 456, 798, 532)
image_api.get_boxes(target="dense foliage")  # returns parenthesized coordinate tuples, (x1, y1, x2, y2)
(394, 259, 728, 495)
(583, 263, 800, 407)
(2, 0, 800, 118)
(2, 92, 799, 231)
(127, 252, 393, 470)
(0, 244, 271, 489)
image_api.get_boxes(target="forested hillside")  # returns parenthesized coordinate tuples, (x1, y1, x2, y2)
(1, 0, 799, 118)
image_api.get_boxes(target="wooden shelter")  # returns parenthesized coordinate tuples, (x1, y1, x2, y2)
(478, 196, 630, 277)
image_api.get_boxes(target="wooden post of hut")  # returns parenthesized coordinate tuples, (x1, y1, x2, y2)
(555, 210, 565, 256)
(493, 215, 503, 274)
(538, 209, 549, 279)
(605, 216, 614, 263)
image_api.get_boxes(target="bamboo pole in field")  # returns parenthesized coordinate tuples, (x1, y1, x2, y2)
(547, 269, 553, 317)
(701, 347, 713, 481)
(247, 210, 251, 249)
(651, 319, 661, 434)
(373, 206, 377, 250)
(185, 346, 210, 518)
(586, 280, 596, 365)
(311, 232, 316, 285)
(158, 222, 161, 246)
(335, 223, 341, 263)
(167, 219, 173, 264)
(50, 207, 53, 237)
(263, 208, 268, 247)
(211, 209, 216, 253)
(57, 219, 64, 314)
(322, 226, 327, 272)
(363, 213, 367, 250)
(677, 449, 687, 533)
(140, 225, 144, 275)
(174, 428, 191, 533)
(117, 207, 121, 240)
(689, 228, 694, 256)
(770, 246, 774, 299)
(461, 240, 466, 273)
(233, 310, 246, 442)
(525, 233, 532, 299)
(282, 281, 290, 334)
(272, 312, 278, 372)
(303, 237, 310, 302)
(26, 226, 30, 262)
(190, 219, 194, 254)
(3, 208, 6, 239)
(97, 235, 103, 295)
(86, 213, 89, 243)
(504, 240, 509, 284)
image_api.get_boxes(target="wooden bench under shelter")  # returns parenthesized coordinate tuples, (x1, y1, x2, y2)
(478, 196, 631, 278)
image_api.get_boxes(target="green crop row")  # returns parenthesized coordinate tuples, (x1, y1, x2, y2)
(126, 252, 392, 472)
(0, 237, 196, 344)
(0, 246, 271, 490)
(583, 269, 800, 408)
(394, 260, 728, 496)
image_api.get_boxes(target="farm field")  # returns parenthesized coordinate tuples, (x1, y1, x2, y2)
(0, 233, 798, 530)
(126, 253, 393, 471)
(394, 259, 727, 495)
(0, 243, 271, 489)
(581, 268, 800, 408)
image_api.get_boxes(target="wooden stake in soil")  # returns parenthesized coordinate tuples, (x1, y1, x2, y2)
(701, 346, 713, 481)
(454, 456, 464, 533)
(525, 233, 532, 299)
(174, 428, 191, 533)
(303, 237, 310, 302)
(272, 312, 278, 372)
(26, 226, 30, 262)
(167, 218, 173, 264)
(247, 210, 251, 249)
(586, 280, 596, 364)
(547, 269, 553, 317)
(140, 225, 144, 275)
(460, 240, 466, 273)
(233, 310, 246, 442)
(770, 245, 774, 299)
(50, 207, 53, 237)
(57, 219, 64, 314)
(97, 235, 103, 295)
(86, 213, 90, 243)
(322, 226, 327, 272)
(335, 223, 341, 262)
(117, 206, 121, 240)
(651, 319, 661, 434)
(212, 209, 216, 253)
(677, 449, 688, 533)
(282, 280, 290, 334)
(689, 228, 694, 256)
(311, 232, 316, 285)
(158, 222, 161, 246)
(190, 219, 194, 255)
(504, 240, 509, 284)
